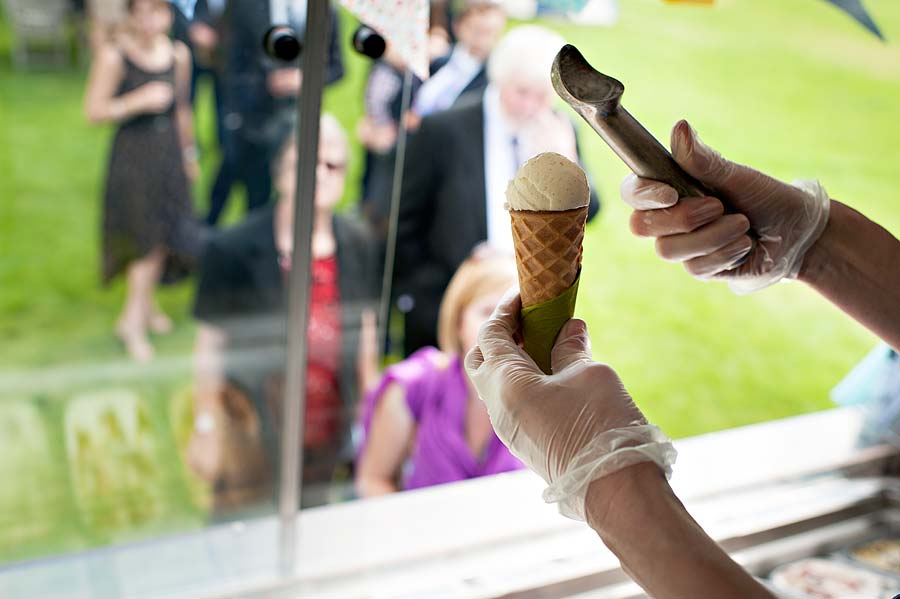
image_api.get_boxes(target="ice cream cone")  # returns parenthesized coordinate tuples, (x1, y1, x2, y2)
(510, 206, 587, 308)
(505, 152, 590, 374)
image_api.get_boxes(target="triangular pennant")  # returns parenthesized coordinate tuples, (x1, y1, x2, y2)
(337, 0, 430, 80)
(823, 0, 885, 40)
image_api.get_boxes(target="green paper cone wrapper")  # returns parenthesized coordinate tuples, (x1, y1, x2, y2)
(521, 271, 580, 374)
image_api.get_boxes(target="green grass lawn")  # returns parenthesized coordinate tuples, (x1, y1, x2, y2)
(1, 0, 898, 566)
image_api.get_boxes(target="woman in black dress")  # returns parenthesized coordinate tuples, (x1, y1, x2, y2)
(84, 0, 198, 362)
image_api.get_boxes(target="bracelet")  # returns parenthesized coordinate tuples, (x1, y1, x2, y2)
(110, 99, 125, 121)
(182, 145, 199, 162)
(194, 412, 215, 434)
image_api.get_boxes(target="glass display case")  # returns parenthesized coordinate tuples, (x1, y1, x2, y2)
(1, 0, 898, 597)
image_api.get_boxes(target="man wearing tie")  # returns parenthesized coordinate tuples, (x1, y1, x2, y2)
(395, 25, 601, 356)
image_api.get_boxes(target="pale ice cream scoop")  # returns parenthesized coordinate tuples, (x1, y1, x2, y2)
(506, 152, 589, 212)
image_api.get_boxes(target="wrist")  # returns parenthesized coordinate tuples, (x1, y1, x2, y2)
(110, 98, 126, 121)
(584, 461, 670, 536)
(193, 411, 216, 434)
(797, 199, 842, 286)
(182, 145, 199, 162)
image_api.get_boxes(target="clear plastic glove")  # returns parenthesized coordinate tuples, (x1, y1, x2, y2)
(621, 120, 831, 294)
(465, 292, 677, 521)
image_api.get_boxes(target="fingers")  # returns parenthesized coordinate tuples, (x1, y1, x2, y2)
(672, 120, 786, 209)
(488, 287, 521, 332)
(550, 319, 593, 373)
(622, 170, 746, 268)
(464, 345, 484, 373)
(670, 119, 736, 189)
(654, 213, 750, 262)
(472, 288, 523, 365)
(630, 196, 724, 237)
(683, 235, 755, 279)
(620, 173, 679, 210)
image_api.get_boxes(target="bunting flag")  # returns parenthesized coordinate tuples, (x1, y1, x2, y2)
(661, 0, 884, 40)
(823, 0, 885, 40)
(337, 0, 430, 80)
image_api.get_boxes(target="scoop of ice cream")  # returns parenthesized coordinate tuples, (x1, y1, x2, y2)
(506, 152, 589, 212)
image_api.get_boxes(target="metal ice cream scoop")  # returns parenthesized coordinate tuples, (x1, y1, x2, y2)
(551, 44, 756, 257)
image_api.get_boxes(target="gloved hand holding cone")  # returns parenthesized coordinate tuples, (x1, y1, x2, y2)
(507, 152, 590, 374)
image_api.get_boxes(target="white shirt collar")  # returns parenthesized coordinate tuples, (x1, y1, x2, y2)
(447, 45, 481, 76)
(483, 85, 517, 253)
(412, 45, 485, 117)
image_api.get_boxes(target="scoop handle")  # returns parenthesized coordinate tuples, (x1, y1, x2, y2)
(598, 108, 714, 198)
(584, 106, 757, 261)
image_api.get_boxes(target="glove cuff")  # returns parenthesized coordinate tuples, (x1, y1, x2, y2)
(542, 424, 677, 522)
(785, 179, 831, 280)
(728, 179, 831, 295)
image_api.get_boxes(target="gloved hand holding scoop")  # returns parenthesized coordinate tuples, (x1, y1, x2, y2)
(550, 43, 757, 266)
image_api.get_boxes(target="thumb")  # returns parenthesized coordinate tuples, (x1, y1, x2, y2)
(550, 319, 592, 374)
(670, 120, 737, 190)
(464, 345, 485, 375)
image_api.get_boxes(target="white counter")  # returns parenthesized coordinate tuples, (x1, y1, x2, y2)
(1, 407, 894, 599)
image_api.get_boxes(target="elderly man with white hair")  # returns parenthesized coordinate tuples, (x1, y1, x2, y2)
(394, 25, 601, 356)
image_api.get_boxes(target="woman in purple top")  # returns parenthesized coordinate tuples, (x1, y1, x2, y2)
(356, 253, 524, 495)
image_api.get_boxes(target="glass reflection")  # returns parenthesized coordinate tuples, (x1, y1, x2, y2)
(191, 116, 381, 513)
(2, 1, 609, 564)
(1, 0, 353, 565)
(4, 0, 890, 592)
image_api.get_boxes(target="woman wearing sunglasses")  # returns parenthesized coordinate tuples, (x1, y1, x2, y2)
(189, 114, 382, 512)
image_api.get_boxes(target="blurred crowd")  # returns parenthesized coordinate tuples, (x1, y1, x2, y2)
(79, 0, 601, 514)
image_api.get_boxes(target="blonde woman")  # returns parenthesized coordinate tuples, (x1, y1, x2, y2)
(356, 253, 524, 497)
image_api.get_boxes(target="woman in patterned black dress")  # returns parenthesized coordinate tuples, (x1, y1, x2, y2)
(84, 0, 198, 362)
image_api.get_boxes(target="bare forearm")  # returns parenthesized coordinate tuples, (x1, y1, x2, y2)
(585, 464, 774, 599)
(194, 325, 226, 411)
(177, 104, 195, 150)
(355, 384, 413, 499)
(355, 476, 398, 498)
(86, 90, 140, 124)
(799, 200, 900, 350)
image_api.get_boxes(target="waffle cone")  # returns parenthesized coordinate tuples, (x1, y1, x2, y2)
(510, 207, 587, 307)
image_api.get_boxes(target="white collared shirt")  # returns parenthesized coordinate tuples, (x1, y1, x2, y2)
(270, 0, 307, 28)
(413, 46, 483, 117)
(483, 84, 521, 253)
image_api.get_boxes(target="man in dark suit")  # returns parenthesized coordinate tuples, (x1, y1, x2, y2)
(205, 0, 345, 225)
(362, 1, 504, 236)
(412, 0, 506, 119)
(395, 25, 601, 356)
